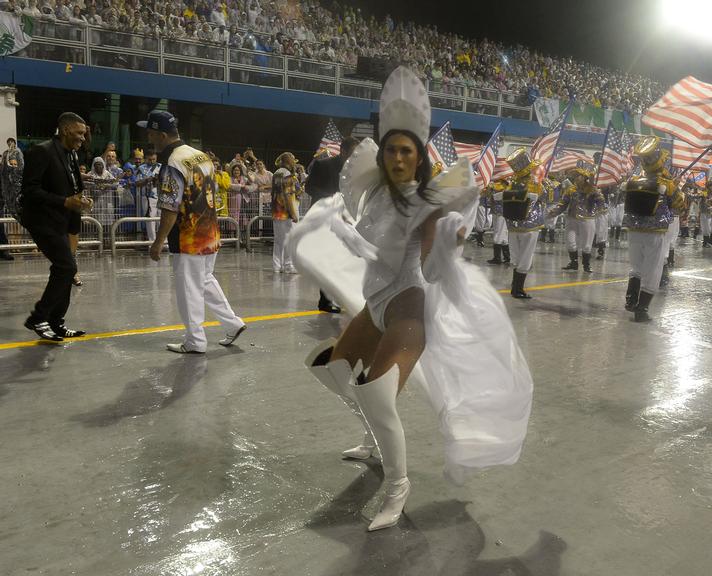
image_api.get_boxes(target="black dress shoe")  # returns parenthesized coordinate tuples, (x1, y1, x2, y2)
(318, 303, 341, 314)
(0, 251, 14, 261)
(51, 324, 87, 338)
(24, 318, 63, 341)
(72, 275, 83, 287)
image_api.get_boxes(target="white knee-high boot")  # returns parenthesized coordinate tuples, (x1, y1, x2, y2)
(305, 339, 376, 460)
(351, 364, 410, 531)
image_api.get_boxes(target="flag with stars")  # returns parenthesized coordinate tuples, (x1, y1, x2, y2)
(531, 101, 574, 175)
(474, 122, 503, 188)
(317, 119, 343, 157)
(597, 123, 633, 186)
(427, 122, 458, 168)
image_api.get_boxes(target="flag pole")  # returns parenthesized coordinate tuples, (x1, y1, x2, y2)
(593, 121, 613, 188)
(543, 100, 574, 179)
(679, 143, 712, 179)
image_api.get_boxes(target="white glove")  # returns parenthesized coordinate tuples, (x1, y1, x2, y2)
(658, 184, 667, 194)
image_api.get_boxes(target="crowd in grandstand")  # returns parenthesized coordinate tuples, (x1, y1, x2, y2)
(2, 0, 664, 113)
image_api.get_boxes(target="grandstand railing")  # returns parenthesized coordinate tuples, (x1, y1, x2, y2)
(0, 216, 104, 253)
(15, 20, 534, 120)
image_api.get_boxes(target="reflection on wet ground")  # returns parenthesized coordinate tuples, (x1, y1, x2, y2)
(1, 239, 711, 575)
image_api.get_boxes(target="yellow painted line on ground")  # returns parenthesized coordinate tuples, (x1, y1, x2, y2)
(0, 278, 628, 351)
(496, 277, 627, 294)
(0, 310, 324, 351)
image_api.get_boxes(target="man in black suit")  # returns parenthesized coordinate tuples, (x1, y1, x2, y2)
(21, 112, 92, 341)
(306, 136, 359, 313)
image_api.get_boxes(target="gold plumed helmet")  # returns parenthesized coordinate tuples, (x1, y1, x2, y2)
(275, 151, 296, 167)
(634, 136, 669, 172)
(506, 147, 541, 177)
(133, 148, 144, 159)
(431, 161, 444, 178)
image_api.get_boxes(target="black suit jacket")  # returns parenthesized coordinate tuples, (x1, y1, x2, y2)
(21, 137, 82, 234)
(306, 155, 345, 202)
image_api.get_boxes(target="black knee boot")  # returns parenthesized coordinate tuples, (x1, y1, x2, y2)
(502, 244, 511, 263)
(562, 251, 578, 270)
(582, 252, 593, 273)
(703, 236, 711, 247)
(596, 242, 605, 260)
(487, 244, 503, 265)
(614, 227, 621, 240)
(548, 229, 555, 243)
(476, 231, 485, 247)
(625, 276, 641, 311)
(693, 226, 700, 239)
(510, 270, 532, 299)
(634, 290, 654, 322)
(668, 248, 675, 268)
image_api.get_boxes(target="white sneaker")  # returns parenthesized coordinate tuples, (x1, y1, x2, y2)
(218, 323, 247, 346)
(166, 343, 205, 354)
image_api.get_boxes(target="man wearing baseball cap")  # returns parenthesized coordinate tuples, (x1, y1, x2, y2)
(138, 110, 246, 353)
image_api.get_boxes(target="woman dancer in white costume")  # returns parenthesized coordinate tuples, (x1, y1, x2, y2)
(292, 67, 533, 532)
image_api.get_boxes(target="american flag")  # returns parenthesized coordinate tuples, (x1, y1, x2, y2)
(473, 122, 503, 187)
(596, 124, 634, 187)
(455, 141, 483, 165)
(427, 122, 459, 167)
(492, 156, 514, 182)
(690, 170, 707, 188)
(642, 76, 712, 149)
(550, 149, 593, 173)
(672, 138, 712, 170)
(531, 101, 574, 173)
(318, 119, 343, 156)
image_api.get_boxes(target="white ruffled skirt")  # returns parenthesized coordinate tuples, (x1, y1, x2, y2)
(288, 198, 533, 484)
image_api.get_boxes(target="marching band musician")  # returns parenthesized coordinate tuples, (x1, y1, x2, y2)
(594, 185, 612, 260)
(700, 179, 712, 249)
(492, 148, 544, 299)
(542, 175, 561, 244)
(608, 183, 626, 243)
(622, 136, 685, 322)
(471, 185, 491, 247)
(486, 180, 511, 265)
(548, 167, 606, 273)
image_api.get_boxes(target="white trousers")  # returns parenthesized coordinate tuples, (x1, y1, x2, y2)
(700, 213, 712, 237)
(595, 213, 609, 242)
(509, 230, 539, 273)
(141, 196, 159, 242)
(545, 213, 560, 230)
(609, 204, 625, 227)
(663, 216, 679, 254)
(492, 214, 509, 245)
(474, 205, 492, 233)
(628, 231, 667, 294)
(566, 219, 596, 254)
(172, 253, 243, 352)
(272, 219, 294, 271)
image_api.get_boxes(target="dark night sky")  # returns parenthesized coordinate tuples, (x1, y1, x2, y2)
(349, 0, 712, 85)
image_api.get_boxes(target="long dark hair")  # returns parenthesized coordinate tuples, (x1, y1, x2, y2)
(376, 129, 434, 213)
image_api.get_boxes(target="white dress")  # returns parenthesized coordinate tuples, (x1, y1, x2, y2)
(288, 139, 533, 484)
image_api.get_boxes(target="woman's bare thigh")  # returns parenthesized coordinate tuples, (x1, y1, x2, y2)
(330, 305, 382, 372)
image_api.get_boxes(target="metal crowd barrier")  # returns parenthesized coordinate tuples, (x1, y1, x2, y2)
(110, 216, 241, 257)
(0, 216, 104, 254)
(245, 216, 274, 252)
